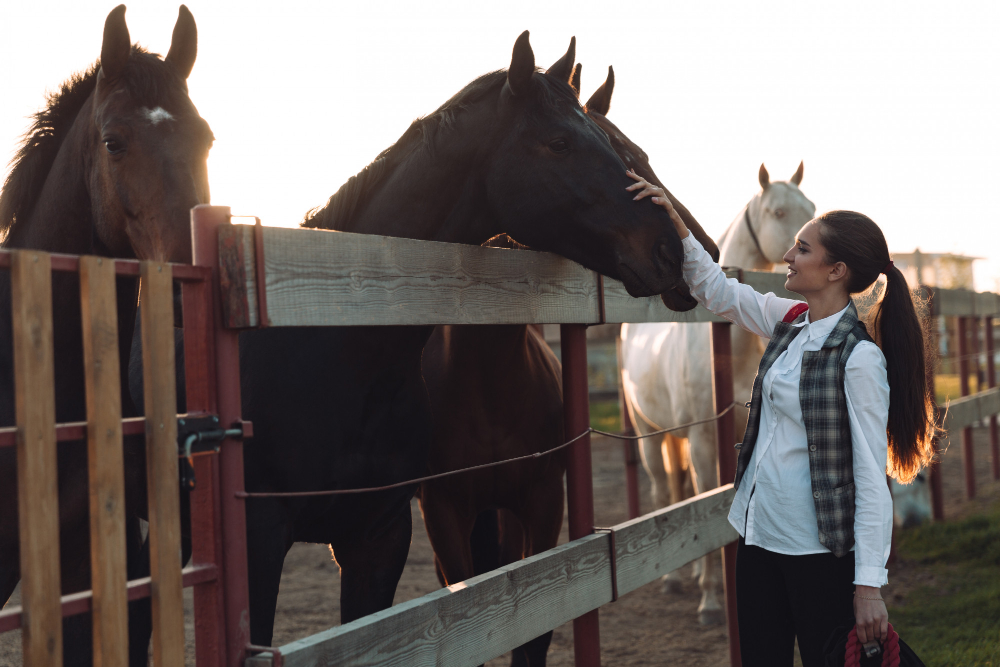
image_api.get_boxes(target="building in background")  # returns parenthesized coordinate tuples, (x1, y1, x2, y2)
(893, 249, 981, 290)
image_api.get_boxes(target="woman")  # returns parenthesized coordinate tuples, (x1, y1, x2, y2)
(626, 170, 936, 666)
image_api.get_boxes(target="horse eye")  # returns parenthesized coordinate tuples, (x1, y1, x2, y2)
(103, 138, 125, 155)
(775, 208, 785, 218)
(548, 139, 569, 154)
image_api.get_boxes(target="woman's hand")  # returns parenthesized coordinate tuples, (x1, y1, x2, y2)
(626, 169, 689, 240)
(853, 585, 889, 644)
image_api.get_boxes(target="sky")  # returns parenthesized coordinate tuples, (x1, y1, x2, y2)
(2, 1, 998, 288)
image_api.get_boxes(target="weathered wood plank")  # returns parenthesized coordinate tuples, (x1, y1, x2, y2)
(974, 291, 1000, 317)
(248, 487, 736, 667)
(932, 287, 976, 317)
(218, 223, 258, 328)
(601, 277, 725, 324)
(942, 387, 1000, 431)
(602, 269, 798, 324)
(613, 485, 737, 597)
(11, 250, 63, 666)
(139, 262, 185, 667)
(79, 256, 129, 666)
(275, 533, 611, 667)
(248, 226, 601, 326)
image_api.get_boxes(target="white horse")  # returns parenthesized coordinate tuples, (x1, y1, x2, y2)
(620, 163, 815, 625)
(890, 474, 932, 528)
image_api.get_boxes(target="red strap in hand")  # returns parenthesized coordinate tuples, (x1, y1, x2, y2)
(844, 624, 900, 667)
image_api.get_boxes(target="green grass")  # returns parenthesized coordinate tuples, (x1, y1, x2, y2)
(887, 501, 1000, 665)
(589, 399, 621, 433)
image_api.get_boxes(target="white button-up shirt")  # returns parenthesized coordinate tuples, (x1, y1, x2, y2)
(682, 235, 892, 587)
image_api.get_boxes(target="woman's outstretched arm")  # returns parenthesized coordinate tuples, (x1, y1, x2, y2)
(627, 170, 801, 337)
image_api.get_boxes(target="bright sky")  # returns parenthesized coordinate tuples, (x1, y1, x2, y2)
(2, 1, 998, 288)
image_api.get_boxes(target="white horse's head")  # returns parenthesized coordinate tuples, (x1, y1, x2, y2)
(750, 162, 816, 265)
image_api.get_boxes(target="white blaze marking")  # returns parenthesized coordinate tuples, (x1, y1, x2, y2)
(143, 107, 174, 124)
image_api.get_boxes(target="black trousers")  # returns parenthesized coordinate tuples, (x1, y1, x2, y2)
(736, 536, 856, 667)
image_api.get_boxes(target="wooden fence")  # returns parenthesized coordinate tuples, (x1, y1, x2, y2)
(3, 209, 996, 667)
(229, 221, 1000, 667)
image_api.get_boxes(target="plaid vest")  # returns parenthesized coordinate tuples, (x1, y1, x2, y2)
(732, 301, 873, 557)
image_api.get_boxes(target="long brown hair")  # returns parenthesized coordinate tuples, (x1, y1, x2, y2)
(817, 210, 938, 482)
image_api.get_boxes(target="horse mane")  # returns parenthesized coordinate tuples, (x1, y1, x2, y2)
(0, 46, 184, 243)
(302, 69, 578, 231)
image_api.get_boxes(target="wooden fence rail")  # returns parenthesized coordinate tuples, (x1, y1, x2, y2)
(246, 486, 737, 667)
(217, 224, 801, 329)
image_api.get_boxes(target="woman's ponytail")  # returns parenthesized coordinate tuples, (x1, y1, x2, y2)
(817, 211, 938, 483)
(868, 264, 937, 482)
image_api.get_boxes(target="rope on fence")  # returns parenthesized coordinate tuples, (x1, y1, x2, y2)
(235, 402, 737, 498)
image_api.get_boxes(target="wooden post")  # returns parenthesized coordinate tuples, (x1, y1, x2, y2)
(561, 323, 601, 667)
(986, 317, 999, 480)
(79, 256, 129, 667)
(615, 337, 641, 520)
(957, 316, 975, 500)
(11, 250, 62, 666)
(711, 322, 741, 667)
(191, 205, 252, 667)
(140, 261, 186, 666)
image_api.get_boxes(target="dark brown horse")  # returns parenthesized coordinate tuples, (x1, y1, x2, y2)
(418, 65, 720, 667)
(0, 6, 211, 665)
(229, 32, 696, 649)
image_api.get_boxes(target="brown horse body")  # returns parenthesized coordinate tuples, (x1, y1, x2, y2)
(0, 7, 211, 665)
(418, 67, 720, 667)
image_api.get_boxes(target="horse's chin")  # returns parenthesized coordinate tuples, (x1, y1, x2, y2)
(660, 283, 699, 312)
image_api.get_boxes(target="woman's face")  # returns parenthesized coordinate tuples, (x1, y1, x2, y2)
(782, 220, 845, 295)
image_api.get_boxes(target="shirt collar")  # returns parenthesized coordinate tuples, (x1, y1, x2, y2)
(797, 302, 852, 341)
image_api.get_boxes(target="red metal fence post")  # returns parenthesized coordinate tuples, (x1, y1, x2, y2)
(986, 317, 999, 481)
(561, 323, 601, 667)
(191, 205, 252, 667)
(957, 316, 976, 500)
(711, 322, 741, 667)
(616, 338, 641, 520)
(183, 248, 226, 665)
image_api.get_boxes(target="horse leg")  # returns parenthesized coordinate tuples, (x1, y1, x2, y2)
(246, 500, 294, 646)
(417, 486, 476, 586)
(508, 474, 564, 667)
(124, 516, 155, 667)
(0, 539, 18, 609)
(654, 434, 689, 593)
(688, 423, 724, 626)
(662, 434, 687, 505)
(637, 431, 671, 510)
(335, 496, 413, 624)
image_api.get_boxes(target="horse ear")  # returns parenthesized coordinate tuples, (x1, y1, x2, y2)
(506, 31, 535, 96)
(758, 163, 770, 190)
(100, 5, 131, 82)
(570, 63, 582, 96)
(166, 5, 198, 79)
(585, 65, 615, 115)
(547, 36, 576, 84)
(790, 161, 804, 186)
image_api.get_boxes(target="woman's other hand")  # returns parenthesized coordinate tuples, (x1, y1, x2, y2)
(626, 169, 689, 240)
(853, 585, 889, 644)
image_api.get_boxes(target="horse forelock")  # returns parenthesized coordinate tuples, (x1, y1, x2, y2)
(0, 46, 190, 244)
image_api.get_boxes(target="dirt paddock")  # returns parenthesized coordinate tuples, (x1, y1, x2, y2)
(0, 426, 996, 666)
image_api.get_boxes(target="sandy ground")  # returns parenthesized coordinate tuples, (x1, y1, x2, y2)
(1, 427, 997, 666)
